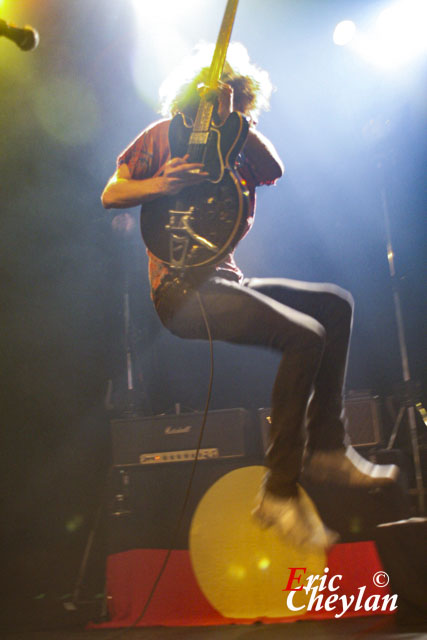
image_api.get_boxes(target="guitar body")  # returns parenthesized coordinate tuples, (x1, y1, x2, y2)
(140, 111, 250, 269)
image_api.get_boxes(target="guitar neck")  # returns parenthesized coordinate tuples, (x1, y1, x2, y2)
(190, 0, 239, 142)
(208, 0, 239, 87)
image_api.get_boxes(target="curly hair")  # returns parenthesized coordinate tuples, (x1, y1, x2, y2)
(159, 42, 273, 125)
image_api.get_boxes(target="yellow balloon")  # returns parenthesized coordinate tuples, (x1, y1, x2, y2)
(189, 465, 326, 619)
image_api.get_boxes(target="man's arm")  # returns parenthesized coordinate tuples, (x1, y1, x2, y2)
(242, 128, 284, 184)
(212, 81, 284, 183)
(101, 157, 208, 209)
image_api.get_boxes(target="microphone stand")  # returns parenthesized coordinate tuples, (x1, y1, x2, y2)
(377, 159, 426, 515)
(109, 213, 152, 417)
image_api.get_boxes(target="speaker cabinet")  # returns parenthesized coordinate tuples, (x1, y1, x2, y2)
(258, 391, 383, 453)
(375, 518, 427, 624)
(108, 457, 261, 554)
(345, 392, 382, 446)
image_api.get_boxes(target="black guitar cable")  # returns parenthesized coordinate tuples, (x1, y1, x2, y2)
(103, 290, 214, 639)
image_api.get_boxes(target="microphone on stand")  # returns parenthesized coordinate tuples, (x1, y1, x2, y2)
(0, 18, 39, 51)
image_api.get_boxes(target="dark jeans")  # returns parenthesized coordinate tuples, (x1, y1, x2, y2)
(155, 275, 354, 498)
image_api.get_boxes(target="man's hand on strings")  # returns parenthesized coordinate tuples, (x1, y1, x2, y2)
(159, 155, 209, 195)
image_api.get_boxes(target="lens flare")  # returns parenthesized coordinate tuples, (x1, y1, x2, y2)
(333, 20, 357, 47)
(33, 76, 100, 146)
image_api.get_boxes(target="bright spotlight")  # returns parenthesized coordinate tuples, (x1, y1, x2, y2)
(333, 20, 357, 46)
(374, 0, 427, 68)
(350, 0, 427, 70)
(130, 0, 213, 107)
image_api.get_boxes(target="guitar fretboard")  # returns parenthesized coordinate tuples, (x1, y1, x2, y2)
(190, 0, 239, 141)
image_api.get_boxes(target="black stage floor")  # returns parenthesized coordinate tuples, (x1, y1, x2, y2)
(1, 617, 427, 640)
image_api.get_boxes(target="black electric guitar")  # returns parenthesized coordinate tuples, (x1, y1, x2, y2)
(140, 0, 250, 270)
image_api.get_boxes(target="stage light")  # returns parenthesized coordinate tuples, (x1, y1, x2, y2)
(374, 0, 427, 68)
(131, 0, 201, 24)
(130, 0, 196, 107)
(343, 0, 427, 70)
(129, 0, 220, 109)
(333, 20, 356, 46)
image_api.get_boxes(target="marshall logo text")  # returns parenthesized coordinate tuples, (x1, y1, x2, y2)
(164, 425, 192, 435)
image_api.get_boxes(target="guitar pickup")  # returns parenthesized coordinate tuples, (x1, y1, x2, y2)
(189, 131, 210, 145)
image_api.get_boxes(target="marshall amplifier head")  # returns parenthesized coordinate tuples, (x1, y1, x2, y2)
(111, 408, 250, 467)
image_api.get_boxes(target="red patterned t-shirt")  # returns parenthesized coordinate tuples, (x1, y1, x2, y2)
(117, 118, 270, 296)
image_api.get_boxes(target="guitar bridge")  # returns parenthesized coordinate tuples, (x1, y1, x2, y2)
(167, 207, 218, 269)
